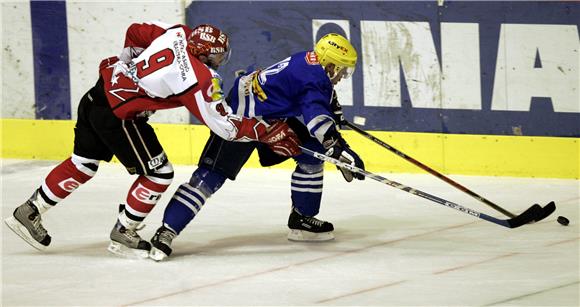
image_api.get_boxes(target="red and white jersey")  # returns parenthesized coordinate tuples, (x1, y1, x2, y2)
(98, 22, 245, 141)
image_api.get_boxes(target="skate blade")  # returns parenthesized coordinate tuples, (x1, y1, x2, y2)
(149, 247, 169, 262)
(107, 241, 149, 259)
(287, 229, 335, 242)
(4, 216, 47, 251)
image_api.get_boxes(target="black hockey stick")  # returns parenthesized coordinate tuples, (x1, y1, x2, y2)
(344, 121, 556, 222)
(299, 146, 545, 229)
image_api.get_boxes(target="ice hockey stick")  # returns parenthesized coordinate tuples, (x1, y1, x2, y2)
(344, 120, 556, 223)
(299, 146, 552, 229)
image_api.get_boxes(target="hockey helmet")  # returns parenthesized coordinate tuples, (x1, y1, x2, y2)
(188, 24, 231, 69)
(314, 33, 357, 81)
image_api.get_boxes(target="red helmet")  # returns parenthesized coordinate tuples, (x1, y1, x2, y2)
(188, 24, 231, 69)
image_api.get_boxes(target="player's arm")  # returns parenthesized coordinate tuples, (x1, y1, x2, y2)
(299, 86, 337, 143)
(185, 74, 301, 157)
(330, 89, 347, 128)
(119, 21, 184, 63)
(300, 88, 365, 182)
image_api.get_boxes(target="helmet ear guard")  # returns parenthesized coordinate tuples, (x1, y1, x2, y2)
(188, 41, 212, 58)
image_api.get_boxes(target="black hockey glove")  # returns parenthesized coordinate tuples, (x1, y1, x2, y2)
(330, 90, 346, 128)
(322, 129, 365, 182)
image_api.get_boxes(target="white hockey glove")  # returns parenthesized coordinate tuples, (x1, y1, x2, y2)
(322, 129, 365, 182)
(119, 46, 145, 64)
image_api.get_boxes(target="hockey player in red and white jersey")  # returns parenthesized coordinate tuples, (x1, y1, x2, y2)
(4, 21, 301, 258)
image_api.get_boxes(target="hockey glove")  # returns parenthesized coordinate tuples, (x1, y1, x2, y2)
(233, 118, 301, 157)
(258, 120, 302, 157)
(322, 130, 365, 182)
(330, 90, 346, 128)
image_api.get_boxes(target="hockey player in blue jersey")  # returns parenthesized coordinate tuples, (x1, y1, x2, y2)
(149, 33, 365, 261)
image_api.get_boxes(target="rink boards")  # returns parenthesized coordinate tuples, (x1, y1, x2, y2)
(186, 1, 579, 137)
(1, 1, 579, 179)
(1, 119, 577, 179)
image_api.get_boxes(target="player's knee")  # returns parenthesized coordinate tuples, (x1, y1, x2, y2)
(297, 162, 324, 174)
(134, 152, 171, 177)
(147, 161, 174, 187)
(294, 148, 325, 168)
(70, 153, 100, 178)
(188, 166, 227, 198)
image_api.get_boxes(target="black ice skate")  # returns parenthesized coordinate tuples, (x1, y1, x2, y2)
(287, 208, 335, 242)
(4, 200, 51, 250)
(149, 226, 177, 261)
(108, 220, 151, 259)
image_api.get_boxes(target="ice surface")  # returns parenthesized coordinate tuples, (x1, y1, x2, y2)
(1, 159, 578, 306)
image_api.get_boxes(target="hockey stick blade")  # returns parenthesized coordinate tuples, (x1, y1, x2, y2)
(505, 204, 543, 228)
(533, 201, 556, 223)
(300, 146, 542, 229)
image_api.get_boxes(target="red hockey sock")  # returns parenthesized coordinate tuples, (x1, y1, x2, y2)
(123, 175, 170, 223)
(41, 156, 97, 204)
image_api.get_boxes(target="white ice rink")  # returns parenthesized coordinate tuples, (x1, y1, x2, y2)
(1, 159, 579, 306)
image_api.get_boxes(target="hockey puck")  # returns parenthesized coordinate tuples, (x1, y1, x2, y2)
(557, 216, 569, 226)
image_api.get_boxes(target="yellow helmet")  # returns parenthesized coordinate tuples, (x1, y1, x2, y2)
(314, 33, 357, 79)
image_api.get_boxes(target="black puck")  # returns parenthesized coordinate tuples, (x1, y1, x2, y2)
(557, 216, 569, 226)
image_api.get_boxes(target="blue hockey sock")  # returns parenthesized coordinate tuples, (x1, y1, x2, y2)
(290, 163, 323, 217)
(162, 183, 206, 234)
(162, 167, 226, 234)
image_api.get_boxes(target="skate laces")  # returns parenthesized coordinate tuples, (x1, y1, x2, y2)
(122, 227, 142, 240)
(304, 216, 324, 227)
(30, 212, 48, 237)
(23, 202, 48, 237)
(156, 228, 176, 245)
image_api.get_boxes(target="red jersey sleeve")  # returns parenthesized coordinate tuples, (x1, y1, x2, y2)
(124, 22, 190, 49)
(120, 22, 192, 63)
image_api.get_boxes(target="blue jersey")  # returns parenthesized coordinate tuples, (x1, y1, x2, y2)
(228, 51, 335, 142)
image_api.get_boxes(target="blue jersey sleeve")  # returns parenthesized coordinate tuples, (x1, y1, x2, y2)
(291, 54, 336, 143)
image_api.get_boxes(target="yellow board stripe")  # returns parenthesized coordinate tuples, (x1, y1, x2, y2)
(1, 119, 578, 179)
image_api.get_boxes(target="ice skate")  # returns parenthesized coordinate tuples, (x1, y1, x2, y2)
(108, 219, 151, 259)
(149, 226, 177, 261)
(287, 208, 334, 242)
(4, 200, 51, 250)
